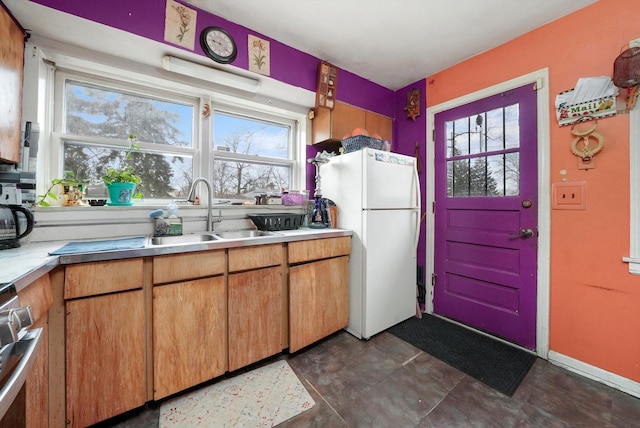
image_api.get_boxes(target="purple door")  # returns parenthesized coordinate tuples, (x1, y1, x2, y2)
(433, 83, 538, 350)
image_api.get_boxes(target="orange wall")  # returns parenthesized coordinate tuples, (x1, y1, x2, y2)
(427, 0, 640, 382)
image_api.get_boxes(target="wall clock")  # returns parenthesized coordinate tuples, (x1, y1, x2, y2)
(200, 26, 237, 64)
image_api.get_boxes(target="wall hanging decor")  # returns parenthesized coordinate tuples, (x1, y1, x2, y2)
(164, 0, 196, 50)
(570, 117, 604, 170)
(316, 61, 338, 109)
(249, 35, 270, 75)
(613, 46, 640, 114)
(555, 77, 618, 126)
(404, 89, 420, 121)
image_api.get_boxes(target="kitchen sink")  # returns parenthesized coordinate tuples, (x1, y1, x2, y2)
(213, 230, 276, 239)
(150, 233, 218, 246)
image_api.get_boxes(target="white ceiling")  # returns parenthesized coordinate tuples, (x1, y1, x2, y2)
(184, 0, 596, 90)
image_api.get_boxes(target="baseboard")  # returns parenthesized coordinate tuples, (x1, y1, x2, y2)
(548, 350, 640, 398)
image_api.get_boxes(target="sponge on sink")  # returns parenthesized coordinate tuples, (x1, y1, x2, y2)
(149, 209, 164, 219)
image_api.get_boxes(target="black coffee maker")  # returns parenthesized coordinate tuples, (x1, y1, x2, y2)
(0, 205, 34, 250)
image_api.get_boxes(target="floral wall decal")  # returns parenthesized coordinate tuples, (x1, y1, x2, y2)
(164, 0, 196, 50)
(249, 35, 270, 76)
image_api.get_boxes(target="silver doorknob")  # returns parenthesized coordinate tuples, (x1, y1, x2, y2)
(510, 228, 535, 239)
(520, 228, 534, 238)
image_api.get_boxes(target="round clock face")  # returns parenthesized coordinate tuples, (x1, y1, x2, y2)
(200, 26, 237, 64)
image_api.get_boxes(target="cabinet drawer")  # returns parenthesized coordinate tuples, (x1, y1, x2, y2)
(153, 250, 225, 284)
(228, 244, 283, 272)
(288, 237, 351, 264)
(65, 258, 144, 299)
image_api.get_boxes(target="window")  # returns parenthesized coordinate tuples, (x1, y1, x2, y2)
(445, 104, 520, 197)
(51, 68, 303, 204)
(56, 74, 196, 200)
(212, 110, 295, 200)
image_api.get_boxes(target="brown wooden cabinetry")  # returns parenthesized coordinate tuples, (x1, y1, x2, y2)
(152, 250, 227, 400)
(0, 5, 25, 164)
(288, 237, 350, 352)
(63, 259, 145, 428)
(46, 234, 351, 426)
(228, 244, 284, 371)
(15, 273, 53, 428)
(312, 101, 392, 145)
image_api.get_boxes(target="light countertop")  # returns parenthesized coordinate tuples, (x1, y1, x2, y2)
(0, 228, 353, 292)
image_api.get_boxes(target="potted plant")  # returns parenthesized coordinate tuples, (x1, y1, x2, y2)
(102, 134, 144, 206)
(37, 171, 89, 207)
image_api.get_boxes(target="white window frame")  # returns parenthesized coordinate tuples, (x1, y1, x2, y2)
(43, 55, 306, 206)
(623, 107, 640, 273)
(209, 103, 300, 201)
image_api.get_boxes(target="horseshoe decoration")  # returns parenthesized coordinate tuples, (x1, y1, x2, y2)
(570, 118, 604, 163)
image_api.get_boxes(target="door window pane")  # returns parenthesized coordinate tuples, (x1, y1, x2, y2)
(444, 102, 520, 197)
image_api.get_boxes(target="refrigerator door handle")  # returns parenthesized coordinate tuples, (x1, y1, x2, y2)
(413, 209, 420, 249)
(413, 165, 421, 249)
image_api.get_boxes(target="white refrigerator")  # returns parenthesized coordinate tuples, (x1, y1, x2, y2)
(321, 148, 421, 339)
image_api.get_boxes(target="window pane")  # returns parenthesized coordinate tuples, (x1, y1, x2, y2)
(505, 152, 520, 195)
(213, 158, 291, 200)
(445, 102, 521, 198)
(65, 81, 193, 147)
(213, 112, 290, 158)
(452, 117, 469, 156)
(504, 104, 520, 149)
(450, 159, 470, 197)
(487, 154, 505, 196)
(485, 108, 504, 152)
(63, 142, 192, 199)
(469, 157, 487, 196)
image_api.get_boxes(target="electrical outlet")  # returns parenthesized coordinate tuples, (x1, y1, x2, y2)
(551, 181, 587, 210)
(630, 38, 640, 49)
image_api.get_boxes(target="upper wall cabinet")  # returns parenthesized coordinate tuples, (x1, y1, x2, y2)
(0, 4, 25, 164)
(312, 101, 392, 146)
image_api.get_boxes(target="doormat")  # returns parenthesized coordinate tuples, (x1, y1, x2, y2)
(159, 360, 315, 427)
(387, 314, 537, 396)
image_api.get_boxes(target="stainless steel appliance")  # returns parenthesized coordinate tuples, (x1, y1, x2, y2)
(0, 205, 34, 250)
(0, 284, 42, 422)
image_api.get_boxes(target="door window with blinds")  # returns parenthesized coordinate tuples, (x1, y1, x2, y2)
(445, 104, 520, 197)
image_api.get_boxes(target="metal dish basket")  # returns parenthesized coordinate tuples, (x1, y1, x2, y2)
(247, 213, 305, 231)
(341, 135, 385, 153)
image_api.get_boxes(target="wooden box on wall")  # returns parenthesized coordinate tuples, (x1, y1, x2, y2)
(0, 2, 25, 164)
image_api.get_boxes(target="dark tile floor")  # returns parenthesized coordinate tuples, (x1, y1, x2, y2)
(99, 330, 640, 428)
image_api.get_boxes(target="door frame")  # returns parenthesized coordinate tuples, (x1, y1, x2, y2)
(425, 69, 551, 358)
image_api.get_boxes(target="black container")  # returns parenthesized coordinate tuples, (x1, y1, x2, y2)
(247, 213, 305, 231)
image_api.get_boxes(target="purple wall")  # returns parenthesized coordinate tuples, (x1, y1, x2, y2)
(32, 0, 394, 116)
(33, 0, 427, 265)
(394, 80, 428, 277)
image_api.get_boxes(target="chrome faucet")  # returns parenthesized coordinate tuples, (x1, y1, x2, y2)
(187, 177, 216, 231)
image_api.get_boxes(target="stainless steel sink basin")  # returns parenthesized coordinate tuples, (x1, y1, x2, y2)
(151, 233, 218, 246)
(213, 230, 275, 239)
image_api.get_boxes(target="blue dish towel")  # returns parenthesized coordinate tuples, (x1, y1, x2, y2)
(49, 236, 146, 255)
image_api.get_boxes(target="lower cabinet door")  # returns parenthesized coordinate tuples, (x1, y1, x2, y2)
(65, 290, 145, 428)
(228, 266, 282, 371)
(153, 276, 227, 400)
(289, 256, 349, 352)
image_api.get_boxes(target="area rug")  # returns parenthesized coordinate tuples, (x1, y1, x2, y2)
(388, 314, 537, 396)
(159, 360, 315, 427)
